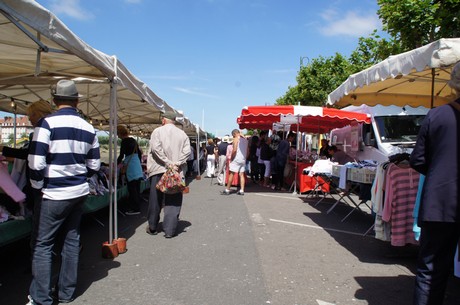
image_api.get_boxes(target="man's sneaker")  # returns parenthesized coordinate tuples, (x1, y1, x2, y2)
(237, 190, 244, 196)
(26, 295, 37, 305)
(146, 225, 158, 235)
(125, 210, 140, 216)
(58, 298, 75, 303)
(220, 190, 230, 195)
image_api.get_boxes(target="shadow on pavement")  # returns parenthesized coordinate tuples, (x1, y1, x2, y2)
(301, 194, 460, 305)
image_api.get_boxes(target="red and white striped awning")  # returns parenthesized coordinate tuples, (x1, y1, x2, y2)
(237, 105, 370, 133)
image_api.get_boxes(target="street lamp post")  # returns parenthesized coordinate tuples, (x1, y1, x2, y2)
(300, 56, 309, 69)
(11, 100, 17, 148)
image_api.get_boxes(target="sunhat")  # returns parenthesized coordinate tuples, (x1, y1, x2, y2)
(52, 80, 82, 100)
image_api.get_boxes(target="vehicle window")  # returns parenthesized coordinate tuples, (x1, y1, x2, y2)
(375, 115, 425, 143)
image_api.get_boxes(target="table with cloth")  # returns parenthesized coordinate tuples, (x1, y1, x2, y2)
(285, 160, 329, 193)
(0, 180, 150, 248)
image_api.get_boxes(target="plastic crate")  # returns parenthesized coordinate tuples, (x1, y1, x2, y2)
(349, 167, 376, 184)
(331, 164, 342, 177)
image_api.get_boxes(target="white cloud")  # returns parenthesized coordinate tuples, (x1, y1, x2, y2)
(49, 0, 93, 20)
(319, 10, 380, 37)
(173, 87, 220, 99)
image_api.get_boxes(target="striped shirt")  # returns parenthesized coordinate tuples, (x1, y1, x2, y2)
(28, 107, 101, 200)
(382, 163, 419, 246)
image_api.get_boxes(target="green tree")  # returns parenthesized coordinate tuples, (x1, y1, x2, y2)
(349, 30, 403, 72)
(277, 53, 353, 106)
(377, 0, 460, 49)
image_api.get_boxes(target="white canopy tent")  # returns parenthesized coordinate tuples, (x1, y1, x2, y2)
(327, 38, 460, 109)
(0, 0, 186, 243)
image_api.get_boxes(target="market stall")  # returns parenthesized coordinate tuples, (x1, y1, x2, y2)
(327, 38, 460, 109)
(237, 105, 371, 193)
(0, 0, 188, 247)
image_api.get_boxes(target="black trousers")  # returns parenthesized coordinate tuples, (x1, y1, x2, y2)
(147, 174, 183, 236)
(127, 178, 141, 211)
(413, 222, 460, 305)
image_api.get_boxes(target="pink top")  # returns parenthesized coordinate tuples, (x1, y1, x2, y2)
(382, 163, 419, 246)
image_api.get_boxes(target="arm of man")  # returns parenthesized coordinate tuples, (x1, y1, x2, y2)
(231, 137, 239, 160)
(86, 133, 101, 176)
(27, 125, 50, 190)
(410, 115, 429, 175)
(177, 135, 191, 166)
(150, 130, 172, 166)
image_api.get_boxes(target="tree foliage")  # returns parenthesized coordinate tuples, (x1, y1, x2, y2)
(276, 0, 460, 107)
(377, 0, 460, 49)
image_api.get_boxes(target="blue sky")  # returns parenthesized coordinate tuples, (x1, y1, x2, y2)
(32, 0, 381, 137)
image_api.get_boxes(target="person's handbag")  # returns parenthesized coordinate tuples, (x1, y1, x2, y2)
(121, 144, 138, 176)
(156, 164, 186, 194)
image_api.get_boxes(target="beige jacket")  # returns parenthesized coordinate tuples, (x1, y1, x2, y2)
(146, 123, 191, 177)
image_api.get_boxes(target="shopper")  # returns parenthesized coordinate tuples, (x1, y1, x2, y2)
(146, 112, 190, 238)
(117, 125, 144, 215)
(216, 135, 230, 185)
(0, 100, 54, 252)
(27, 80, 100, 305)
(410, 62, 460, 305)
(221, 129, 248, 195)
(205, 138, 217, 178)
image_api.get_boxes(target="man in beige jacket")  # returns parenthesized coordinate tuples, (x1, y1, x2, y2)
(146, 113, 190, 238)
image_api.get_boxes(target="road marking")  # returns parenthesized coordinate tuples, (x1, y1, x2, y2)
(252, 193, 302, 201)
(316, 300, 336, 305)
(269, 218, 366, 237)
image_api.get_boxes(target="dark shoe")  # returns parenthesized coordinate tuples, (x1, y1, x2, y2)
(220, 190, 230, 195)
(164, 234, 174, 239)
(125, 209, 140, 216)
(145, 225, 158, 235)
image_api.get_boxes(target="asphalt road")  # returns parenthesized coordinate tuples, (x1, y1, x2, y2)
(1, 176, 459, 305)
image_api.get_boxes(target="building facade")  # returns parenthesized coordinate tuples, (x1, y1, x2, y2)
(0, 116, 33, 144)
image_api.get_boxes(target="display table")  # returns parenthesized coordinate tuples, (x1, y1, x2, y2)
(0, 180, 150, 248)
(327, 166, 374, 225)
(285, 160, 329, 193)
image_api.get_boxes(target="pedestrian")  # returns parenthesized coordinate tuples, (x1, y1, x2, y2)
(319, 138, 331, 159)
(259, 136, 273, 187)
(205, 138, 217, 178)
(117, 125, 144, 215)
(0, 100, 54, 253)
(145, 112, 190, 238)
(186, 141, 196, 177)
(216, 135, 230, 185)
(273, 132, 296, 190)
(27, 79, 101, 305)
(221, 129, 248, 195)
(327, 145, 355, 165)
(410, 61, 460, 305)
(248, 135, 260, 183)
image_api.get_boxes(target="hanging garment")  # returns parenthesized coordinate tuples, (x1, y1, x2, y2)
(0, 162, 26, 203)
(382, 163, 419, 246)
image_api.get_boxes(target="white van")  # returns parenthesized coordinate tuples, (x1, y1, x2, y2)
(329, 105, 429, 163)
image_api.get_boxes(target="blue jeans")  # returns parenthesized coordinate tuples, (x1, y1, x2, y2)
(147, 174, 183, 236)
(30, 195, 87, 305)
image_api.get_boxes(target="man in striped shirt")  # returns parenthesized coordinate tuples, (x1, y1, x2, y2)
(27, 80, 100, 305)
